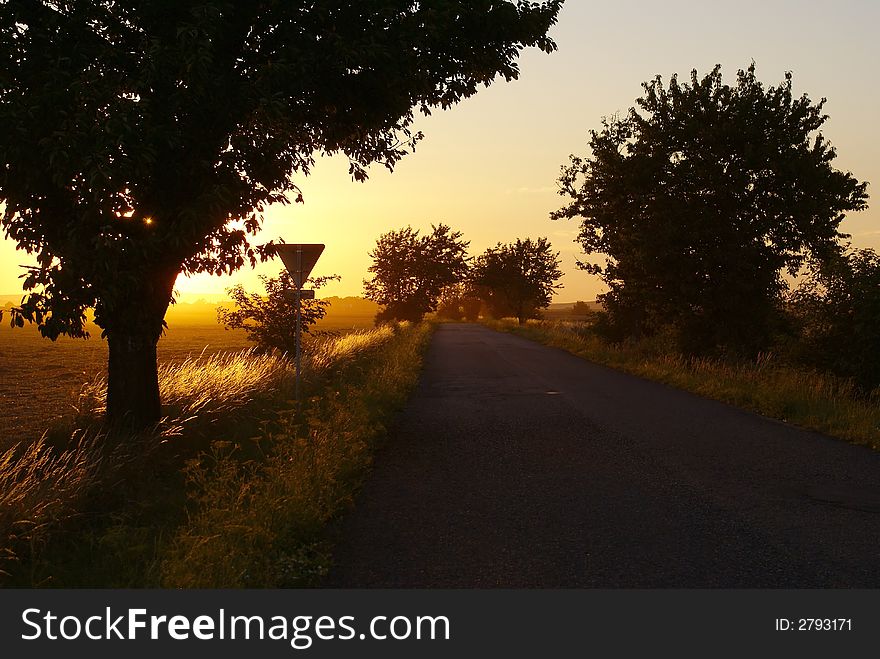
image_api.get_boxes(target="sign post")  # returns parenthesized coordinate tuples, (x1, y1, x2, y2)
(275, 244, 325, 403)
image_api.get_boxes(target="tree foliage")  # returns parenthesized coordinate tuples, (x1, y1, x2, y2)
(553, 63, 868, 353)
(789, 248, 880, 390)
(471, 237, 562, 323)
(217, 272, 337, 355)
(0, 0, 561, 426)
(364, 224, 469, 322)
(436, 282, 482, 321)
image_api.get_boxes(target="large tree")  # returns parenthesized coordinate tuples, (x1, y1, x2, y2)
(0, 0, 562, 428)
(471, 237, 562, 323)
(364, 224, 469, 322)
(552, 63, 868, 353)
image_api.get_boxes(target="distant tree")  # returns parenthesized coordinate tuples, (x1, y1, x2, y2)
(571, 300, 593, 317)
(217, 272, 338, 355)
(471, 237, 562, 324)
(553, 63, 868, 353)
(789, 248, 880, 390)
(0, 1, 562, 429)
(364, 224, 469, 323)
(436, 282, 482, 322)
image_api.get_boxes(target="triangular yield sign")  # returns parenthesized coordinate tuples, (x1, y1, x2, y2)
(276, 244, 325, 288)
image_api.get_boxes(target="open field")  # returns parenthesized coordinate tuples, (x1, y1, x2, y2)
(0, 312, 374, 450)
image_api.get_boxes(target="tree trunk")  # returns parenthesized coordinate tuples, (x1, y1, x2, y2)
(102, 267, 177, 432)
(107, 332, 161, 430)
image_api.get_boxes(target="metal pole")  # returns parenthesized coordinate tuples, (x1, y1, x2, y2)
(295, 247, 302, 403)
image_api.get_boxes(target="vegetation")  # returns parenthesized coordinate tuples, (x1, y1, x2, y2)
(0, 323, 433, 586)
(789, 247, 880, 390)
(486, 319, 880, 450)
(436, 283, 482, 322)
(364, 224, 469, 322)
(471, 237, 563, 324)
(217, 272, 338, 354)
(160, 324, 432, 587)
(365, 231, 564, 324)
(571, 301, 593, 317)
(0, 1, 561, 429)
(553, 63, 868, 354)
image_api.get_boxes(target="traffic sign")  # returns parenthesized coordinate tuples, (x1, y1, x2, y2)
(276, 244, 325, 288)
(275, 243, 325, 404)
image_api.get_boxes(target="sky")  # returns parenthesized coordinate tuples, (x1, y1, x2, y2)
(1, 0, 878, 303)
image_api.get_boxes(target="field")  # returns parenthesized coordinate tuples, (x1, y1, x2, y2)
(0, 312, 374, 450)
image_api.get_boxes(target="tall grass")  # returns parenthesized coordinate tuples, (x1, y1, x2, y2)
(487, 318, 880, 450)
(307, 324, 397, 372)
(0, 434, 102, 579)
(159, 322, 430, 587)
(76, 348, 292, 424)
(0, 323, 430, 586)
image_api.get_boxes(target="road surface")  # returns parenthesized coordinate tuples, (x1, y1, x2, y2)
(326, 324, 880, 587)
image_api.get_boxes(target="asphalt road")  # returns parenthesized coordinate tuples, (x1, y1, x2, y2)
(325, 323, 880, 587)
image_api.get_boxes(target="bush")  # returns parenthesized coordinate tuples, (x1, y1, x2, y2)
(790, 248, 880, 390)
(217, 273, 338, 354)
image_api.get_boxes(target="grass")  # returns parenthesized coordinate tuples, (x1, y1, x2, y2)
(0, 322, 433, 586)
(0, 323, 254, 451)
(0, 311, 376, 451)
(159, 322, 430, 587)
(76, 348, 294, 434)
(0, 434, 104, 582)
(485, 318, 880, 450)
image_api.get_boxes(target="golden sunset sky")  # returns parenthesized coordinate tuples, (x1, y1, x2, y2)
(1, 0, 878, 303)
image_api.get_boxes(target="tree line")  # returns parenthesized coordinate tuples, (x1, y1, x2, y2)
(363, 226, 563, 325)
(213, 229, 562, 358)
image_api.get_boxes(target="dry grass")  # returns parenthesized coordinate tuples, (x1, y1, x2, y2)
(488, 319, 880, 450)
(0, 322, 254, 450)
(0, 421, 168, 582)
(0, 323, 426, 586)
(76, 348, 293, 426)
(307, 324, 397, 372)
(159, 322, 429, 587)
(0, 434, 101, 578)
(0, 310, 376, 450)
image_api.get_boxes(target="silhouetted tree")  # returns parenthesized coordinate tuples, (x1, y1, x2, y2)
(365, 225, 469, 322)
(217, 273, 337, 355)
(553, 63, 868, 354)
(789, 248, 880, 390)
(436, 282, 482, 321)
(471, 237, 562, 324)
(0, 0, 561, 428)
